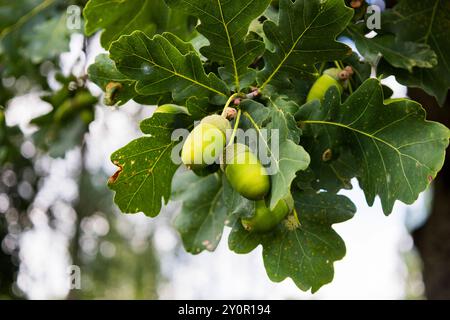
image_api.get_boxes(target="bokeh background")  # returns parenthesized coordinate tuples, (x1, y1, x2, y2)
(1, 0, 448, 300)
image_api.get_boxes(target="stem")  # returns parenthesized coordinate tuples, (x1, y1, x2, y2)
(318, 62, 327, 74)
(243, 111, 261, 134)
(0, 0, 55, 39)
(348, 79, 354, 95)
(226, 109, 242, 147)
(221, 93, 241, 117)
(293, 208, 301, 226)
(334, 60, 346, 70)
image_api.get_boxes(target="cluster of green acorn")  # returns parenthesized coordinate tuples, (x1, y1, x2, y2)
(170, 109, 293, 233)
(160, 66, 352, 233)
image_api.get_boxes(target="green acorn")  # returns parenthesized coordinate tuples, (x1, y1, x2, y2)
(223, 143, 270, 200)
(181, 115, 230, 170)
(241, 195, 294, 233)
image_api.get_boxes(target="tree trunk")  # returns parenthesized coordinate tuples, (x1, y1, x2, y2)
(408, 89, 450, 299)
(379, 0, 450, 299)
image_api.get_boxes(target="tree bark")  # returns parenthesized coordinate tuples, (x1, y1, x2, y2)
(408, 89, 450, 299)
(376, 0, 450, 299)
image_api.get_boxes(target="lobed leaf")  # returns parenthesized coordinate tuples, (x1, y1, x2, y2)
(380, 0, 450, 105)
(165, 0, 271, 90)
(108, 109, 192, 216)
(88, 54, 172, 106)
(263, 192, 355, 293)
(172, 171, 228, 254)
(298, 79, 450, 214)
(229, 191, 356, 292)
(88, 54, 139, 106)
(244, 101, 310, 210)
(258, 0, 353, 90)
(348, 26, 438, 73)
(84, 0, 194, 49)
(109, 31, 229, 102)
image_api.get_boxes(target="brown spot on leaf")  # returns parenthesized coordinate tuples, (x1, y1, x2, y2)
(108, 164, 123, 185)
(104, 82, 123, 106)
(322, 148, 333, 162)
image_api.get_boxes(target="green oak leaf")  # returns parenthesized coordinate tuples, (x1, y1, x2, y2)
(186, 97, 222, 121)
(263, 77, 314, 106)
(347, 26, 438, 72)
(140, 108, 193, 136)
(88, 54, 138, 106)
(263, 192, 355, 292)
(228, 218, 262, 254)
(240, 100, 271, 129)
(296, 102, 356, 192)
(229, 192, 356, 293)
(380, 0, 450, 105)
(109, 31, 229, 102)
(88, 54, 172, 106)
(258, 0, 353, 91)
(244, 103, 310, 210)
(222, 176, 256, 222)
(269, 140, 310, 209)
(84, 0, 194, 49)
(172, 171, 228, 254)
(297, 79, 450, 214)
(268, 97, 301, 144)
(165, 0, 271, 91)
(294, 168, 318, 192)
(108, 109, 192, 216)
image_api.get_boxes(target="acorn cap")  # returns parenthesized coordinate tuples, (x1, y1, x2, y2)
(201, 115, 231, 135)
(323, 67, 342, 81)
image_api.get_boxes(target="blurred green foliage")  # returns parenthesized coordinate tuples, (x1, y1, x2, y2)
(0, 0, 162, 299)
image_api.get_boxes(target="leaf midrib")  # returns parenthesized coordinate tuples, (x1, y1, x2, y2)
(123, 140, 175, 212)
(302, 119, 433, 171)
(116, 34, 227, 97)
(348, 27, 435, 70)
(260, 6, 323, 90)
(216, 0, 240, 90)
(192, 183, 223, 251)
